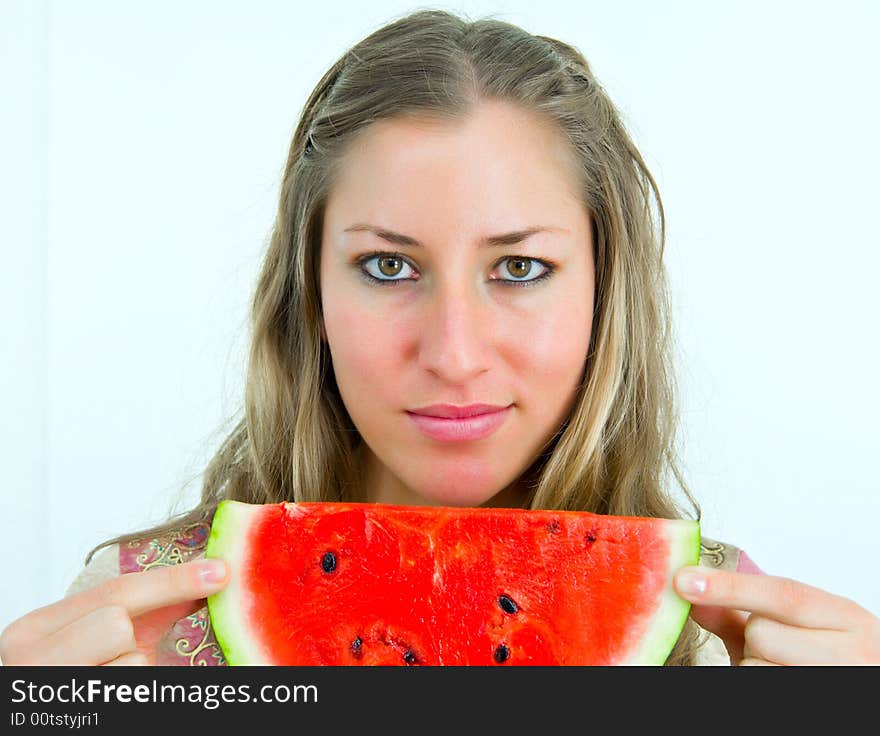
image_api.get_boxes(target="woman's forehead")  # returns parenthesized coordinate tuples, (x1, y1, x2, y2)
(324, 101, 584, 239)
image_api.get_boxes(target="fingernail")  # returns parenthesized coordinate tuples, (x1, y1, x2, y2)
(198, 558, 227, 585)
(676, 569, 707, 596)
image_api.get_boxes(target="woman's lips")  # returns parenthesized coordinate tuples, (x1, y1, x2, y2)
(406, 406, 512, 442)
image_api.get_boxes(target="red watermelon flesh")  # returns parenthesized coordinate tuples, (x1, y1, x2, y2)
(206, 500, 700, 665)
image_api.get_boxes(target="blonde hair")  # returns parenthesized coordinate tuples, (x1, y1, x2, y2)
(90, 9, 703, 664)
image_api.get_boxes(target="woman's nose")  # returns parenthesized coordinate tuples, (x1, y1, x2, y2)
(417, 281, 492, 385)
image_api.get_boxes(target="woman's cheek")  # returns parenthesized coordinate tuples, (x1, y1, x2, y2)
(333, 308, 409, 402)
(500, 295, 590, 367)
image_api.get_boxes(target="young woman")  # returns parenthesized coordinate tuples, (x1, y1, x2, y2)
(2, 9, 877, 667)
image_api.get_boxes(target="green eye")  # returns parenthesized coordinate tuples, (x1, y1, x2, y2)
(360, 253, 422, 281)
(501, 257, 548, 282)
(356, 253, 554, 288)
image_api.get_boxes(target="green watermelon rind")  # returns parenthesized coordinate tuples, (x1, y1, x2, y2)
(620, 519, 701, 665)
(206, 500, 270, 666)
(206, 500, 700, 666)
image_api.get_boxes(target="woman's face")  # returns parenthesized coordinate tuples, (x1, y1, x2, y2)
(319, 99, 595, 507)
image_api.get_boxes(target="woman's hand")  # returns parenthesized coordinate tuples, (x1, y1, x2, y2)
(674, 566, 880, 665)
(0, 558, 228, 666)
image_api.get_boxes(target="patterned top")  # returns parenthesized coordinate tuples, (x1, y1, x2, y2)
(119, 522, 226, 666)
(66, 525, 763, 666)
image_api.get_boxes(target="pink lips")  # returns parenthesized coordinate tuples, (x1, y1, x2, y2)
(406, 403, 512, 442)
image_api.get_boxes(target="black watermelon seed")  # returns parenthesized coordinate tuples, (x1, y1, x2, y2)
(586, 530, 597, 544)
(498, 595, 518, 614)
(403, 649, 419, 665)
(494, 644, 510, 663)
(350, 637, 362, 657)
(321, 551, 337, 573)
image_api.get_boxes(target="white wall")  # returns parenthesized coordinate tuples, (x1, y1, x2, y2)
(3, 0, 878, 634)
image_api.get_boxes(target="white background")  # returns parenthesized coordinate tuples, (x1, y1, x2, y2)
(2, 0, 878, 635)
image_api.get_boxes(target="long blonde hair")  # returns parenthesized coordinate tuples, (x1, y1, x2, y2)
(90, 9, 703, 664)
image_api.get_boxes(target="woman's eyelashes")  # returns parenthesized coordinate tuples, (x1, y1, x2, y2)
(354, 251, 555, 289)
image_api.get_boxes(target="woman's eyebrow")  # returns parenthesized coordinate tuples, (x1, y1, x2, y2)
(343, 224, 566, 248)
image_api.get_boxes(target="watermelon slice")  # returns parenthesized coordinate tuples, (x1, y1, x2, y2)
(206, 500, 699, 665)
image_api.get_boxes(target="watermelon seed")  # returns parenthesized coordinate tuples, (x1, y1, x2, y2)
(403, 649, 420, 665)
(494, 644, 510, 663)
(321, 551, 337, 573)
(498, 595, 518, 614)
(350, 637, 363, 659)
(586, 530, 597, 545)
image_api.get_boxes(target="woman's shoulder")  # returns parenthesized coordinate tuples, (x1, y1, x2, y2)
(699, 536, 764, 575)
(117, 521, 212, 575)
(66, 521, 212, 595)
(66, 521, 225, 666)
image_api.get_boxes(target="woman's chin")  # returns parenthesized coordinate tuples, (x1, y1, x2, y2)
(416, 490, 496, 508)
(362, 450, 527, 508)
(398, 474, 512, 508)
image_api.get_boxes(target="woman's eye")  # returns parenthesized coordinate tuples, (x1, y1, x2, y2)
(360, 254, 418, 283)
(493, 257, 550, 284)
(357, 253, 553, 288)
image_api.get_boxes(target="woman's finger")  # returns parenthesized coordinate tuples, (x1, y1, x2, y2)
(738, 657, 780, 666)
(741, 613, 858, 665)
(21, 606, 137, 666)
(675, 566, 865, 630)
(4, 558, 228, 646)
(103, 651, 149, 666)
(744, 614, 880, 665)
